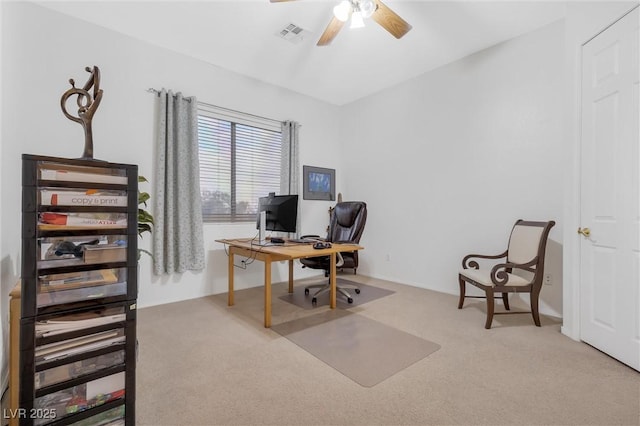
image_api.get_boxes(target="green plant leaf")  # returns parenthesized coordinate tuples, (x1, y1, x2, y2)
(138, 208, 154, 224)
(139, 191, 150, 206)
(137, 175, 154, 258)
(137, 248, 154, 261)
(138, 223, 152, 236)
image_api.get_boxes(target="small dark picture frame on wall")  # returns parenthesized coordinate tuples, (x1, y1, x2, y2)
(303, 165, 335, 201)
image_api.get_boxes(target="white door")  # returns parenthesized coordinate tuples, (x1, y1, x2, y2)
(580, 6, 639, 371)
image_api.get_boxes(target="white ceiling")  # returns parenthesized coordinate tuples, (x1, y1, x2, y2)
(36, 0, 567, 105)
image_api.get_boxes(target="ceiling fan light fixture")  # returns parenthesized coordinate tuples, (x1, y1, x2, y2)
(350, 10, 365, 29)
(311, 0, 412, 46)
(359, 0, 376, 19)
(333, 0, 351, 22)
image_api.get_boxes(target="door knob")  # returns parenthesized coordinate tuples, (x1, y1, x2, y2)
(577, 227, 591, 237)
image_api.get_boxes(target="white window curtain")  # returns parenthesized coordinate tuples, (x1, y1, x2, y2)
(152, 89, 205, 274)
(280, 120, 301, 236)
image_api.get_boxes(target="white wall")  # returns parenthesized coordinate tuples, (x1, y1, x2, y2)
(0, 2, 344, 379)
(341, 20, 566, 316)
(0, 0, 5, 394)
(561, 1, 639, 340)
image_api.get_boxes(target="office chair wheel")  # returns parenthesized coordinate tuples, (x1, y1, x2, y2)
(354, 289, 360, 294)
(347, 297, 353, 304)
(304, 288, 310, 295)
(311, 297, 317, 305)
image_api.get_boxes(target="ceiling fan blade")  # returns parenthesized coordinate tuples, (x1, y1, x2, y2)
(371, 0, 412, 39)
(317, 16, 346, 46)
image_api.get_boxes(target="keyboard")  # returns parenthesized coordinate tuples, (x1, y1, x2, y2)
(288, 238, 320, 244)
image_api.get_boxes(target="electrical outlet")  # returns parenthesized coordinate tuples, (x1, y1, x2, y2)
(544, 273, 552, 285)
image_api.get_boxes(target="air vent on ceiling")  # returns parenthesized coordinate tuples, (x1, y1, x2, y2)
(275, 23, 309, 44)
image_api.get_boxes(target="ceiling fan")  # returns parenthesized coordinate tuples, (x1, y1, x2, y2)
(270, 0, 412, 46)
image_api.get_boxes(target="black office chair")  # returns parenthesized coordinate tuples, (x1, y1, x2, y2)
(301, 201, 367, 305)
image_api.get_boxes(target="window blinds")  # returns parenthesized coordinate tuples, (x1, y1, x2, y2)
(198, 106, 282, 222)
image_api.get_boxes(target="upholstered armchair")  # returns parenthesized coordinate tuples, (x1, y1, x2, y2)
(458, 219, 555, 329)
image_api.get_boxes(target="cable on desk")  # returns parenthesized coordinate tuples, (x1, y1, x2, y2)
(221, 232, 265, 268)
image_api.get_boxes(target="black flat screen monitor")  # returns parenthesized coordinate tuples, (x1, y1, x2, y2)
(256, 193, 298, 233)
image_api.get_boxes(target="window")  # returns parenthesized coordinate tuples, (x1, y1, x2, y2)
(197, 105, 282, 222)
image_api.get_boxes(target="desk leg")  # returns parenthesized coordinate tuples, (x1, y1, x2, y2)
(329, 252, 337, 309)
(228, 248, 235, 306)
(264, 255, 272, 328)
(288, 259, 294, 293)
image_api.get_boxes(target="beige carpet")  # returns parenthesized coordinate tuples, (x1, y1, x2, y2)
(278, 279, 395, 309)
(272, 309, 440, 387)
(134, 275, 640, 425)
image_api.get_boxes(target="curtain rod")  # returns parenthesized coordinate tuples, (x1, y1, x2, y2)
(146, 87, 192, 101)
(146, 87, 285, 126)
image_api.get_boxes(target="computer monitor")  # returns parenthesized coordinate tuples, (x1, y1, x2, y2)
(256, 193, 298, 233)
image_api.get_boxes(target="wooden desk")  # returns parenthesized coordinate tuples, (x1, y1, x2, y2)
(216, 239, 363, 327)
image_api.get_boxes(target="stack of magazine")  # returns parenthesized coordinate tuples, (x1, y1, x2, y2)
(35, 309, 126, 362)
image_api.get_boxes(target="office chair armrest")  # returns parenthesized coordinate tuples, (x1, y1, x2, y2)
(490, 257, 538, 286)
(461, 250, 508, 270)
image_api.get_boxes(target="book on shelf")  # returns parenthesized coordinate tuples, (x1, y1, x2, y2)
(41, 238, 127, 262)
(39, 224, 128, 232)
(83, 245, 127, 264)
(40, 169, 127, 185)
(40, 190, 127, 207)
(40, 212, 127, 227)
(35, 330, 125, 361)
(35, 350, 125, 390)
(37, 282, 127, 308)
(42, 335, 125, 362)
(40, 269, 119, 292)
(36, 313, 126, 337)
(39, 305, 123, 322)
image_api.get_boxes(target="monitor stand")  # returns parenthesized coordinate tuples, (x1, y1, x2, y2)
(258, 211, 266, 245)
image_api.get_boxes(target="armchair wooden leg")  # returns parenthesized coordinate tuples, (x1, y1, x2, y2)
(502, 292, 510, 310)
(531, 291, 541, 326)
(458, 276, 466, 309)
(485, 288, 495, 329)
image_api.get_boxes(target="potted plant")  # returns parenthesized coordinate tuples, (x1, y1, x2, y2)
(138, 175, 154, 259)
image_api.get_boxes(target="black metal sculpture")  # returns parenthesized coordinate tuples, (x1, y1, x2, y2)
(60, 66, 103, 159)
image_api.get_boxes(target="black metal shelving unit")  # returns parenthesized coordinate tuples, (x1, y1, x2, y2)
(20, 154, 137, 426)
